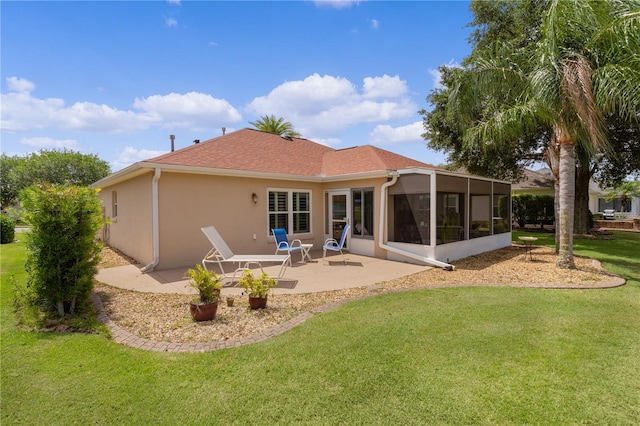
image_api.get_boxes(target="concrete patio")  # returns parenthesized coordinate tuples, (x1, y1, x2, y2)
(96, 250, 432, 296)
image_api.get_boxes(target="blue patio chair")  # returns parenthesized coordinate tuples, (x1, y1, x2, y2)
(272, 228, 303, 266)
(322, 224, 350, 264)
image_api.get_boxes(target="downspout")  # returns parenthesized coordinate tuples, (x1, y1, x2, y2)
(378, 171, 455, 270)
(140, 167, 161, 273)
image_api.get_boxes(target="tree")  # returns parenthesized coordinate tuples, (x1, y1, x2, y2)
(422, 1, 550, 183)
(249, 115, 301, 138)
(434, 0, 640, 268)
(424, 0, 640, 236)
(0, 150, 110, 209)
(18, 149, 111, 187)
(526, 0, 638, 266)
(0, 154, 25, 209)
(605, 179, 640, 213)
(593, 114, 640, 188)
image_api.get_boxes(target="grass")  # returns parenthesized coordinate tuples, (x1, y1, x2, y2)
(2, 232, 639, 425)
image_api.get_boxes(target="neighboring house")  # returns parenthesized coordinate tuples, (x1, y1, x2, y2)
(513, 168, 640, 218)
(512, 168, 606, 216)
(511, 169, 555, 197)
(596, 196, 637, 217)
(596, 193, 639, 218)
(92, 129, 512, 271)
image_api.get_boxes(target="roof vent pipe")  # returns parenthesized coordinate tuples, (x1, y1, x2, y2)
(170, 134, 175, 152)
(222, 127, 226, 135)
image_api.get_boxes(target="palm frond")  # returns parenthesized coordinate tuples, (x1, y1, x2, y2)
(530, 67, 561, 111)
(589, 7, 640, 66)
(462, 101, 544, 151)
(593, 64, 640, 122)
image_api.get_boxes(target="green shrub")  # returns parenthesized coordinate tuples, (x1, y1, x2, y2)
(0, 213, 16, 244)
(21, 184, 104, 317)
(512, 194, 555, 229)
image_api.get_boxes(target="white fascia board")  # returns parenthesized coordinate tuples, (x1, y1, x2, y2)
(91, 163, 151, 189)
(319, 170, 392, 182)
(429, 168, 512, 185)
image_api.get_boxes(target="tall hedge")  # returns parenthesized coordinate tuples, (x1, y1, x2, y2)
(21, 184, 104, 317)
(512, 194, 555, 229)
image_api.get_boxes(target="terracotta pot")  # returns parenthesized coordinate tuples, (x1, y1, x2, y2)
(248, 295, 268, 309)
(189, 301, 218, 321)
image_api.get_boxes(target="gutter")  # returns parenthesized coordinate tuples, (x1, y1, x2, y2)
(378, 171, 455, 271)
(140, 167, 162, 273)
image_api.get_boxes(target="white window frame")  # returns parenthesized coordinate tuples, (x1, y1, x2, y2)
(111, 191, 118, 221)
(267, 188, 312, 237)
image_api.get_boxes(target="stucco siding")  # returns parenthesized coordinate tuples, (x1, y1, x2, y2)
(155, 173, 327, 270)
(98, 172, 154, 265)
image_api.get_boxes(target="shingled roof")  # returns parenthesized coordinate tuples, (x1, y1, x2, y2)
(146, 128, 438, 177)
(512, 169, 555, 190)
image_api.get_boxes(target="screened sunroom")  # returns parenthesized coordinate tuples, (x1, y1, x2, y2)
(381, 169, 512, 267)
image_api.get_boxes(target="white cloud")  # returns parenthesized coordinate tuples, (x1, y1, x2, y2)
(313, 0, 360, 9)
(1, 78, 242, 134)
(165, 18, 177, 28)
(111, 146, 169, 171)
(369, 121, 424, 146)
(429, 68, 444, 89)
(167, 0, 181, 5)
(6, 76, 35, 93)
(63, 102, 160, 132)
(246, 73, 416, 137)
(362, 75, 407, 99)
(248, 74, 358, 114)
(133, 92, 242, 130)
(428, 59, 461, 89)
(1, 89, 159, 133)
(305, 136, 343, 148)
(370, 19, 379, 30)
(20, 136, 80, 150)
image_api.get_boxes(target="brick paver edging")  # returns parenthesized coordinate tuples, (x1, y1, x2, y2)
(91, 259, 625, 353)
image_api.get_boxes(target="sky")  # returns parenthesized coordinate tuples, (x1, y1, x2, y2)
(1, 0, 473, 172)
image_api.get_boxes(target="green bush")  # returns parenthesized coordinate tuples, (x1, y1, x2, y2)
(0, 213, 16, 244)
(512, 194, 555, 229)
(21, 184, 104, 317)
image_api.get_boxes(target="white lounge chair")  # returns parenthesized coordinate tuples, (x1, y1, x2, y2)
(322, 224, 350, 264)
(201, 225, 290, 282)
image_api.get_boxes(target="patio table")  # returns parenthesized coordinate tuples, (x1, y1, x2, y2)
(518, 236, 538, 260)
(300, 244, 313, 263)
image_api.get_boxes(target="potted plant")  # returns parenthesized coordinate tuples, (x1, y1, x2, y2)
(185, 264, 223, 321)
(238, 270, 277, 309)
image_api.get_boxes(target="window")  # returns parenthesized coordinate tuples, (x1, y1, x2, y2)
(111, 191, 118, 219)
(268, 190, 311, 234)
(352, 188, 374, 238)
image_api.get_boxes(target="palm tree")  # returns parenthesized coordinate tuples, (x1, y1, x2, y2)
(450, 0, 640, 268)
(249, 115, 301, 138)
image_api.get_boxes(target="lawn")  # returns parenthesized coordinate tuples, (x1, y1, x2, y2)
(2, 232, 639, 425)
